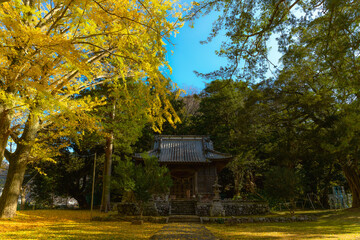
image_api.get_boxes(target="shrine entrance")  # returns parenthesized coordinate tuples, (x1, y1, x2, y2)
(170, 170, 194, 199)
(171, 176, 193, 199)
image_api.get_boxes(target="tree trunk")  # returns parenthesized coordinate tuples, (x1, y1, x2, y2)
(74, 194, 89, 209)
(342, 164, 360, 208)
(0, 159, 27, 218)
(233, 169, 244, 199)
(0, 105, 11, 165)
(100, 101, 116, 212)
(100, 133, 114, 212)
(0, 112, 39, 218)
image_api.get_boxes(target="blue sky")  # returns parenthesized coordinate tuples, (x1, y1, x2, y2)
(166, 1, 282, 92)
(166, 5, 229, 92)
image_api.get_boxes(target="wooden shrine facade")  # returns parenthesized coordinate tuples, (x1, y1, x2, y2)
(134, 135, 232, 200)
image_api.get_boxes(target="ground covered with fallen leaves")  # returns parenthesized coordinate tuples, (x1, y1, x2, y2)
(0, 210, 163, 240)
(0, 209, 359, 239)
(207, 209, 360, 240)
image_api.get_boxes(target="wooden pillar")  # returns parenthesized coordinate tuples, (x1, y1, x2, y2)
(194, 171, 198, 196)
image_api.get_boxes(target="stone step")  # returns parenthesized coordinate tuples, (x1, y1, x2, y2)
(171, 209, 195, 214)
(170, 200, 196, 215)
(171, 202, 195, 206)
(171, 204, 195, 208)
(171, 204, 195, 207)
(171, 211, 196, 215)
(171, 208, 196, 215)
(171, 203, 195, 206)
(168, 215, 201, 223)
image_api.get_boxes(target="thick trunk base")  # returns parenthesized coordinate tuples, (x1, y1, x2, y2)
(0, 161, 27, 218)
(343, 165, 360, 208)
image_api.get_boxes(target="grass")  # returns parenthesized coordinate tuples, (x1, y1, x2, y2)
(0, 209, 359, 239)
(207, 208, 360, 240)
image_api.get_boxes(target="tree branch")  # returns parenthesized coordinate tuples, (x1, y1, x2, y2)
(92, 0, 160, 35)
(75, 31, 137, 40)
(4, 148, 12, 162)
(236, 0, 300, 38)
(72, 41, 140, 63)
(50, 50, 110, 94)
(46, 0, 75, 35)
(9, 131, 21, 145)
(36, 3, 63, 30)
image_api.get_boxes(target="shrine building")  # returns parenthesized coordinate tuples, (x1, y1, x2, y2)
(134, 135, 232, 200)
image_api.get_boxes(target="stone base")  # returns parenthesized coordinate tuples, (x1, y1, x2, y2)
(117, 200, 269, 217)
(222, 200, 269, 216)
(201, 215, 317, 224)
(143, 201, 159, 216)
(210, 200, 225, 217)
(197, 200, 269, 216)
(116, 203, 139, 216)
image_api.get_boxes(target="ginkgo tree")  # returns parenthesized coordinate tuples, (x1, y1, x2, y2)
(0, 0, 182, 218)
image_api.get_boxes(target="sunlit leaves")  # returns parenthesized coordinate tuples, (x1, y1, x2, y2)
(0, 210, 163, 239)
(0, 0, 183, 162)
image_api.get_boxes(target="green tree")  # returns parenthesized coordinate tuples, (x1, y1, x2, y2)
(276, 1, 360, 207)
(264, 166, 301, 212)
(255, 77, 347, 207)
(30, 140, 104, 209)
(193, 77, 345, 206)
(96, 79, 164, 212)
(112, 156, 172, 217)
(196, 80, 269, 198)
(190, 0, 360, 207)
(28, 127, 105, 209)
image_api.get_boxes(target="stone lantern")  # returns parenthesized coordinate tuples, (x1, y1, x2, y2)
(210, 177, 225, 216)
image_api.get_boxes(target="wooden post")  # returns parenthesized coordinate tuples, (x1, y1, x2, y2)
(20, 187, 26, 210)
(90, 153, 96, 220)
(194, 171, 198, 196)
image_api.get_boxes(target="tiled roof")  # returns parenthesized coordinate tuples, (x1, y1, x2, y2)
(134, 135, 232, 163)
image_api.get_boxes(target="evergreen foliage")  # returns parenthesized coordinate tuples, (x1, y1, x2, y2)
(112, 156, 172, 216)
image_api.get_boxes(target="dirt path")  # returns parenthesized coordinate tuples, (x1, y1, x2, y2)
(149, 223, 219, 240)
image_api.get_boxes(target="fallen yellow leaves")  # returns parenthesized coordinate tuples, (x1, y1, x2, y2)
(206, 209, 360, 240)
(0, 210, 164, 240)
(1, 209, 359, 239)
